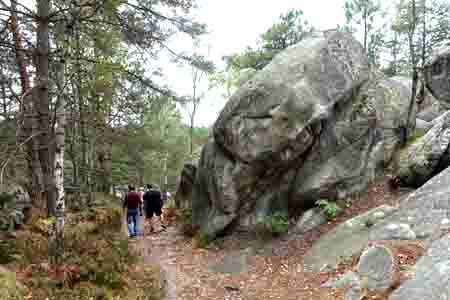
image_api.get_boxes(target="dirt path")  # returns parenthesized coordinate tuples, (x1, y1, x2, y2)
(132, 181, 407, 300)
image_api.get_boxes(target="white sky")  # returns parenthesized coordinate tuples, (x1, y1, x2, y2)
(161, 0, 349, 127)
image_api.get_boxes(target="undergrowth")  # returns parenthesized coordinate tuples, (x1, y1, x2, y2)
(316, 199, 342, 221)
(1, 195, 164, 300)
(404, 128, 427, 147)
(256, 212, 290, 236)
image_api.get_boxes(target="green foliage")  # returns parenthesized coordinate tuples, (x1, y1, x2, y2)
(315, 199, 342, 221)
(224, 9, 313, 73)
(405, 128, 426, 146)
(110, 99, 204, 190)
(194, 231, 213, 248)
(0, 239, 16, 264)
(13, 204, 163, 299)
(0, 192, 15, 209)
(257, 212, 290, 236)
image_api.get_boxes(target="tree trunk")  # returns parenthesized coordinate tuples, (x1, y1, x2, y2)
(50, 45, 66, 265)
(363, 5, 368, 52)
(10, 0, 29, 95)
(419, 0, 427, 102)
(10, 0, 43, 202)
(35, 0, 55, 217)
(406, 0, 418, 140)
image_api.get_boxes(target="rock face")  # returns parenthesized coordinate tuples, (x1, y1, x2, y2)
(389, 235, 450, 300)
(291, 208, 327, 234)
(396, 111, 450, 188)
(302, 205, 398, 271)
(424, 47, 450, 110)
(175, 163, 197, 210)
(192, 31, 416, 238)
(371, 165, 450, 242)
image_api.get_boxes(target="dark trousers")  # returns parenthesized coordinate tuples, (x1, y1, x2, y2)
(127, 208, 138, 237)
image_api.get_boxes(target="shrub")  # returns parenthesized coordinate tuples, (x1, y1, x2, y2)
(257, 212, 290, 236)
(176, 208, 199, 237)
(194, 231, 212, 248)
(0, 238, 16, 264)
(315, 199, 342, 221)
(0, 192, 14, 210)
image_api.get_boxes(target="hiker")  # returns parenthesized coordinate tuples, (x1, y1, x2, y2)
(138, 186, 145, 203)
(143, 184, 165, 233)
(123, 185, 143, 238)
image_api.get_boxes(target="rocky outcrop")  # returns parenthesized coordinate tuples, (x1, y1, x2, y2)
(389, 235, 450, 300)
(175, 163, 197, 210)
(396, 111, 450, 187)
(424, 47, 450, 110)
(371, 165, 450, 242)
(192, 31, 416, 238)
(302, 205, 397, 271)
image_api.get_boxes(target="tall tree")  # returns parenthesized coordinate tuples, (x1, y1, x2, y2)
(407, 0, 418, 138)
(184, 50, 215, 157)
(344, 0, 382, 52)
(226, 9, 314, 72)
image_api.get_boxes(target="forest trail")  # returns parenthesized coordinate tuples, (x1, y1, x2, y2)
(129, 182, 407, 300)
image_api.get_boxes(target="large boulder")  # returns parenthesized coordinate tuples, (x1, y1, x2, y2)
(175, 163, 197, 210)
(292, 74, 414, 205)
(389, 235, 450, 300)
(424, 47, 450, 110)
(192, 31, 415, 238)
(396, 111, 450, 187)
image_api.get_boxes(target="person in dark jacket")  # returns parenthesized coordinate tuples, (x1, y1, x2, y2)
(143, 184, 164, 233)
(123, 185, 143, 238)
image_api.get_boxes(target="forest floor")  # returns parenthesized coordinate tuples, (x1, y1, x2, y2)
(131, 181, 427, 300)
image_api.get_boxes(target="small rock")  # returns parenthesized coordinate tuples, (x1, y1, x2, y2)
(344, 281, 362, 300)
(441, 218, 450, 225)
(292, 208, 327, 234)
(224, 284, 240, 291)
(321, 271, 359, 288)
(378, 223, 416, 240)
(357, 245, 399, 293)
(413, 224, 436, 239)
(320, 263, 333, 272)
(372, 211, 386, 219)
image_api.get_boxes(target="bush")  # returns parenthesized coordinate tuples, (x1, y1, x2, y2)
(0, 192, 14, 210)
(14, 203, 163, 300)
(0, 238, 16, 264)
(315, 199, 342, 221)
(194, 231, 212, 248)
(0, 268, 25, 300)
(257, 212, 290, 236)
